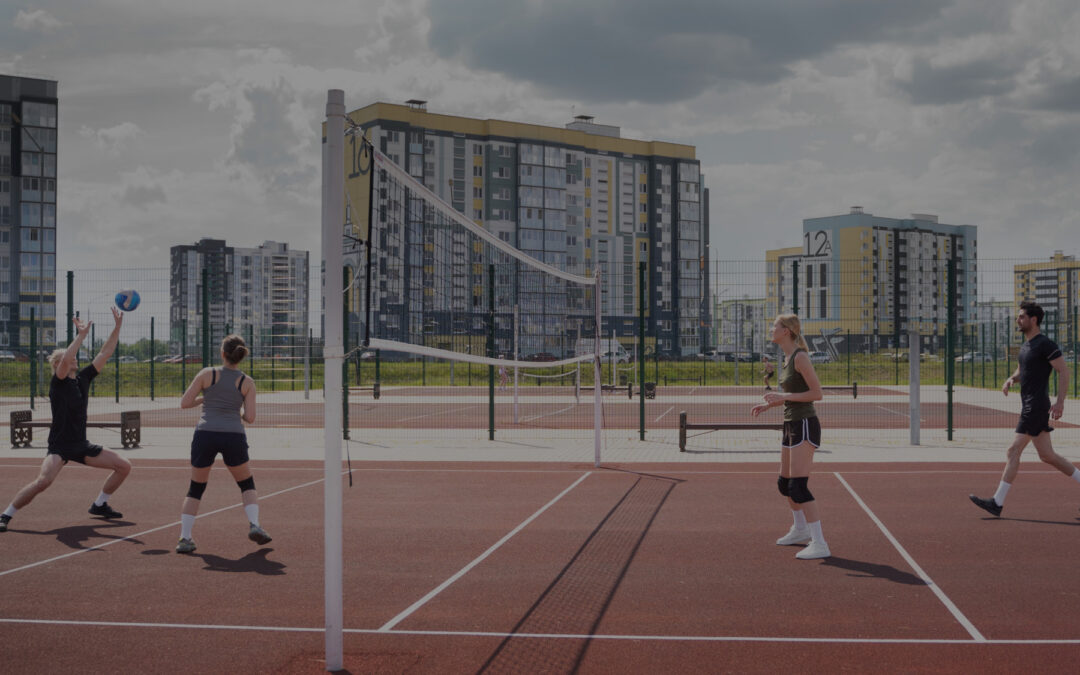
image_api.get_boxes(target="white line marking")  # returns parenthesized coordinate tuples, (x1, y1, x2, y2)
(520, 404, 577, 424)
(0, 618, 1076, 644)
(0, 476, 328, 579)
(834, 472, 986, 642)
(396, 405, 477, 422)
(378, 471, 593, 632)
(654, 406, 675, 423)
(876, 405, 910, 418)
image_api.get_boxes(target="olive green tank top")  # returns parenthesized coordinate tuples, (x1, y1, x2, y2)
(781, 348, 817, 422)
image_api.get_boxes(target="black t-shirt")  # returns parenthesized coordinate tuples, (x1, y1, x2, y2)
(48, 363, 99, 450)
(1018, 333, 1062, 411)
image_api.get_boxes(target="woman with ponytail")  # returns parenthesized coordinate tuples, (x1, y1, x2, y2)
(175, 334, 271, 553)
(751, 314, 830, 559)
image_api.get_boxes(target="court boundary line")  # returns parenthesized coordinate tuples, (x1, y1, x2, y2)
(0, 475, 330, 579)
(2, 617, 1077, 644)
(834, 472, 986, 642)
(378, 471, 593, 632)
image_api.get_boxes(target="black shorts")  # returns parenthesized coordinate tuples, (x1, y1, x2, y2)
(191, 430, 250, 468)
(47, 441, 104, 465)
(1016, 409, 1053, 437)
(782, 417, 821, 449)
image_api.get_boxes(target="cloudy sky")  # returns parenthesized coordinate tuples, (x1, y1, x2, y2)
(4, 0, 1079, 303)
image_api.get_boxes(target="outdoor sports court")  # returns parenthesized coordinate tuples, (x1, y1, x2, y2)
(2, 380, 1080, 673)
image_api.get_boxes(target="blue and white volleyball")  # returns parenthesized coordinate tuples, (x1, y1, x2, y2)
(115, 289, 141, 312)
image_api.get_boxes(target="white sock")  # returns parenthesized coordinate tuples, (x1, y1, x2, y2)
(180, 514, 195, 540)
(244, 503, 259, 527)
(94, 491, 111, 507)
(1070, 468, 1080, 485)
(792, 510, 807, 529)
(808, 520, 825, 543)
(3, 505, 16, 518)
(993, 481, 1011, 506)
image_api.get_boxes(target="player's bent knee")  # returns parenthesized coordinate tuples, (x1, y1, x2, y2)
(187, 480, 208, 500)
(236, 476, 255, 493)
(788, 477, 814, 504)
(777, 475, 790, 497)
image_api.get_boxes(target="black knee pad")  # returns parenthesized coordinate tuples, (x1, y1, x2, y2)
(788, 477, 814, 504)
(777, 475, 790, 497)
(187, 480, 208, 500)
(237, 476, 256, 493)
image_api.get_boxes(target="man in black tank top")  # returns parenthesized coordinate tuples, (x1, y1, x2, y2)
(970, 302, 1076, 517)
(1, 309, 131, 533)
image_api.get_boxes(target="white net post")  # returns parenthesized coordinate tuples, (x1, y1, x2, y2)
(322, 89, 345, 672)
(594, 269, 603, 467)
(909, 327, 920, 445)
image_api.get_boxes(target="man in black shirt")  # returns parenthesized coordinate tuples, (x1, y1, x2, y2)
(0, 308, 130, 532)
(970, 302, 1074, 517)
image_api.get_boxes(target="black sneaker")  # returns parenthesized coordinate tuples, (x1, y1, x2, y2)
(0, 514, 10, 532)
(969, 495, 1002, 517)
(88, 502, 123, 519)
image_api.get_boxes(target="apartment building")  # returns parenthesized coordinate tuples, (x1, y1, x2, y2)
(766, 208, 978, 353)
(170, 238, 309, 354)
(0, 74, 58, 351)
(342, 101, 709, 357)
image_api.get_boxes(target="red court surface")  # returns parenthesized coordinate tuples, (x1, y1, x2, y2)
(2, 458, 1080, 673)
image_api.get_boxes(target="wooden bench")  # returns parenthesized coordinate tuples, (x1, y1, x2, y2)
(348, 382, 381, 399)
(678, 411, 781, 451)
(10, 410, 141, 449)
(580, 383, 632, 398)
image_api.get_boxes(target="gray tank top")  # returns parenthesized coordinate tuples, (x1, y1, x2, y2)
(196, 368, 247, 433)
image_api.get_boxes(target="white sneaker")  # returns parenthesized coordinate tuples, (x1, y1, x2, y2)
(795, 539, 831, 559)
(776, 526, 812, 546)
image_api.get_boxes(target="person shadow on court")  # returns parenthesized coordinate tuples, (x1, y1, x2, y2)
(141, 547, 286, 575)
(820, 556, 926, 585)
(13, 520, 141, 550)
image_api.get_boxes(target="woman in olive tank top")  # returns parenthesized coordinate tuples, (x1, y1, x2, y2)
(751, 314, 830, 560)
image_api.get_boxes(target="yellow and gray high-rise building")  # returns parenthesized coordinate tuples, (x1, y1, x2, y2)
(767, 208, 978, 354)
(1014, 251, 1080, 344)
(343, 101, 709, 357)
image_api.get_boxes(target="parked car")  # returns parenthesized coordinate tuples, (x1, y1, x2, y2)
(117, 355, 138, 363)
(0, 350, 16, 361)
(955, 352, 992, 363)
(697, 349, 723, 361)
(523, 352, 557, 362)
(808, 351, 831, 363)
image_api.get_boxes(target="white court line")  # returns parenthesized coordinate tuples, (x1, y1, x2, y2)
(654, 406, 675, 423)
(0, 475, 329, 579)
(834, 472, 986, 642)
(378, 471, 593, 632)
(396, 405, 478, 422)
(520, 404, 577, 424)
(1, 618, 1076, 645)
(876, 405, 912, 418)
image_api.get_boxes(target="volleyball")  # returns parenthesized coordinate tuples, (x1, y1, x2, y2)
(115, 289, 141, 312)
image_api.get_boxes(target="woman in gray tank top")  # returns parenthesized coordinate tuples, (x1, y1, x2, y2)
(751, 314, 830, 560)
(174, 334, 271, 554)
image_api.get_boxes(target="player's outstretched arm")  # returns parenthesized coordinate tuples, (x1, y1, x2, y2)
(92, 308, 123, 373)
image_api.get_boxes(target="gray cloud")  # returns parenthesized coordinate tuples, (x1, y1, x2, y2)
(894, 56, 1018, 105)
(427, 0, 948, 102)
(121, 182, 167, 208)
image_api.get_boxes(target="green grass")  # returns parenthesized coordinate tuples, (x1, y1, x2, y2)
(2, 355, 1075, 399)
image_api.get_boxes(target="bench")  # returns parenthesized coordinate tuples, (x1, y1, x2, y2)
(678, 411, 781, 451)
(580, 383, 632, 398)
(348, 382, 381, 399)
(663, 375, 703, 386)
(10, 410, 141, 449)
